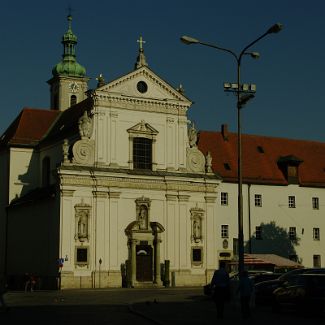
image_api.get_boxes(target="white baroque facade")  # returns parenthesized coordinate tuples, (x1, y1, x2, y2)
(0, 17, 221, 289)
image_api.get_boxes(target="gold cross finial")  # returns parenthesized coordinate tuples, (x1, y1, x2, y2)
(137, 36, 146, 50)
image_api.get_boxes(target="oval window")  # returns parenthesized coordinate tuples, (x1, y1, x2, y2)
(137, 81, 148, 93)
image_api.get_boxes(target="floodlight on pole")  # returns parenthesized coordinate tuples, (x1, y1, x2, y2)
(180, 23, 282, 276)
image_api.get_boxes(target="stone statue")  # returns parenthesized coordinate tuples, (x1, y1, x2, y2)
(188, 122, 197, 148)
(138, 205, 148, 230)
(96, 73, 106, 88)
(78, 111, 92, 139)
(62, 139, 69, 163)
(193, 219, 201, 240)
(205, 151, 213, 173)
(77, 210, 88, 240)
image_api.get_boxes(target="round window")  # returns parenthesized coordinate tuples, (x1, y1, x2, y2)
(137, 81, 148, 93)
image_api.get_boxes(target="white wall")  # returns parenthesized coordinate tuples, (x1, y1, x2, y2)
(58, 172, 219, 282)
(216, 182, 325, 267)
(93, 105, 188, 171)
(8, 148, 39, 201)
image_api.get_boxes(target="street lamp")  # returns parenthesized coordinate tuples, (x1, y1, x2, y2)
(181, 23, 282, 275)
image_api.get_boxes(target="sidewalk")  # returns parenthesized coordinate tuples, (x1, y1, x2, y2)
(130, 295, 325, 325)
(2, 288, 324, 325)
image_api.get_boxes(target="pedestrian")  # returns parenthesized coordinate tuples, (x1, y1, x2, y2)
(24, 273, 30, 292)
(30, 274, 37, 292)
(210, 261, 230, 319)
(238, 270, 254, 319)
(0, 275, 9, 312)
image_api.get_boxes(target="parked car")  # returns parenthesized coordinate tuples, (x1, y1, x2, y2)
(272, 274, 325, 313)
(204, 270, 279, 297)
(255, 268, 325, 306)
(253, 272, 282, 284)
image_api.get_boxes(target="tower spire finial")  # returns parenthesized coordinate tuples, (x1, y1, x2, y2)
(137, 36, 146, 50)
(67, 6, 74, 30)
(51, 14, 86, 78)
(135, 35, 148, 69)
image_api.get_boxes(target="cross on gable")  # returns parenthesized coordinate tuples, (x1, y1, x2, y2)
(67, 5, 75, 17)
(137, 36, 146, 50)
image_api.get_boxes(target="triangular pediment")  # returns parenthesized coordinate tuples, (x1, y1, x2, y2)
(127, 120, 158, 135)
(97, 66, 191, 105)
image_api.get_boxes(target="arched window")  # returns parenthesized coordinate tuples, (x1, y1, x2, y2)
(70, 95, 77, 106)
(42, 157, 51, 187)
(133, 137, 152, 170)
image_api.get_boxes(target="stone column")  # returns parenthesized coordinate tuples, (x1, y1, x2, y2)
(154, 237, 162, 284)
(131, 239, 137, 286)
(205, 195, 217, 281)
(109, 111, 119, 167)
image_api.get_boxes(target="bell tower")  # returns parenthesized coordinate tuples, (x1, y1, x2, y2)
(48, 15, 89, 111)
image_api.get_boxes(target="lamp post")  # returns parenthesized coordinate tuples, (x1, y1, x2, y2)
(181, 23, 282, 275)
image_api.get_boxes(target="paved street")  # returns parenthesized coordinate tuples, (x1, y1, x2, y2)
(0, 287, 324, 324)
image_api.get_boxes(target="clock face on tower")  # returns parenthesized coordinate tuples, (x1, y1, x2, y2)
(69, 82, 80, 93)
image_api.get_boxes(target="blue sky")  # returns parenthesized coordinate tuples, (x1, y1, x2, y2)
(1, 0, 324, 142)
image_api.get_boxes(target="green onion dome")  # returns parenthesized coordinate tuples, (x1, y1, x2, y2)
(52, 15, 86, 77)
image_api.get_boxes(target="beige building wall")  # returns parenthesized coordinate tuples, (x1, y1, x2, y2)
(216, 182, 325, 268)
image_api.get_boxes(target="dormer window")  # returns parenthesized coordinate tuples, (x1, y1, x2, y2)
(288, 165, 297, 177)
(257, 146, 264, 153)
(224, 163, 231, 170)
(278, 155, 303, 184)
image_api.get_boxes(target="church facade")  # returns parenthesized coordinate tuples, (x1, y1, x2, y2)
(0, 16, 221, 289)
(0, 16, 324, 289)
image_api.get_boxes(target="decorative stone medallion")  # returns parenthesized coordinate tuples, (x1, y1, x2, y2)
(187, 147, 205, 173)
(72, 139, 95, 165)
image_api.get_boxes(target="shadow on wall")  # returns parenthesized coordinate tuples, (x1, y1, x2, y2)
(246, 221, 301, 262)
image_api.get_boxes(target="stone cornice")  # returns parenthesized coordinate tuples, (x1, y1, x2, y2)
(178, 195, 190, 202)
(95, 96, 189, 116)
(205, 196, 217, 203)
(165, 194, 177, 201)
(59, 174, 217, 193)
(92, 190, 108, 198)
(109, 192, 121, 199)
(58, 164, 221, 181)
(61, 189, 75, 197)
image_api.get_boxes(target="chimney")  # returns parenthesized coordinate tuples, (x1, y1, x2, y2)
(221, 124, 229, 141)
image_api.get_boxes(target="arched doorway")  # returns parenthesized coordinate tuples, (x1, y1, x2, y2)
(125, 221, 165, 287)
(136, 245, 153, 282)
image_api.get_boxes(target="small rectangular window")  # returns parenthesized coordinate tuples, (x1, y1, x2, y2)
(221, 192, 228, 206)
(224, 163, 231, 170)
(289, 227, 296, 240)
(312, 197, 319, 210)
(255, 226, 262, 240)
(221, 225, 229, 238)
(76, 247, 88, 265)
(191, 247, 203, 265)
(254, 194, 262, 207)
(288, 196, 296, 208)
(313, 255, 321, 268)
(313, 228, 320, 240)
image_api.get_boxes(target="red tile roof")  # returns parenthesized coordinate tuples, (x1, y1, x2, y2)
(0, 108, 60, 149)
(198, 128, 325, 187)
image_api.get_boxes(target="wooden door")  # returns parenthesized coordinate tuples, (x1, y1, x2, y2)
(136, 245, 153, 282)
